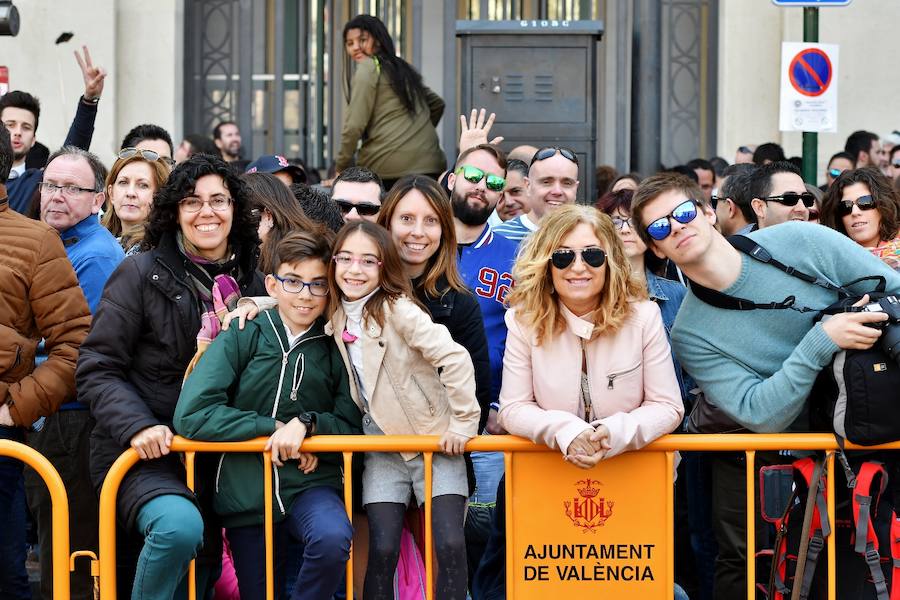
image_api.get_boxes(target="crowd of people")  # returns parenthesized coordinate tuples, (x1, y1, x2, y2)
(3, 15, 900, 600)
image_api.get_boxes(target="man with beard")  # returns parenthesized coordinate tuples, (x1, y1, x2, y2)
(448, 142, 518, 586)
(449, 143, 518, 410)
(1, 46, 106, 215)
(213, 120, 248, 170)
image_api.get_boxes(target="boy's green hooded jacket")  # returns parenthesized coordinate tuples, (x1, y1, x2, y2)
(175, 309, 361, 528)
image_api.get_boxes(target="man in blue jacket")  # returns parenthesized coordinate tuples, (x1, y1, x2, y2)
(1, 45, 106, 215)
(27, 145, 123, 600)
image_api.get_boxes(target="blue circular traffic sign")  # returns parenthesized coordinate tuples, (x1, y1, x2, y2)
(788, 48, 832, 97)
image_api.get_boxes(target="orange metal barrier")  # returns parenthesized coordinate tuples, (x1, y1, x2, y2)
(94, 434, 900, 599)
(0, 439, 71, 600)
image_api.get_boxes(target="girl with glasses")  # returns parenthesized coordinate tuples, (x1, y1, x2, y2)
(821, 167, 900, 271)
(326, 220, 479, 600)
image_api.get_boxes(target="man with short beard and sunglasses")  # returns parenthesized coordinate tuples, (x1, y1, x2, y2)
(631, 171, 900, 599)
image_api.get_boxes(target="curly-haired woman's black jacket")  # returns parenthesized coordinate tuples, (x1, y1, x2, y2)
(76, 231, 266, 531)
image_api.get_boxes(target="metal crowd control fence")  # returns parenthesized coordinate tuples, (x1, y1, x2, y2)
(0, 439, 72, 600)
(94, 434, 900, 600)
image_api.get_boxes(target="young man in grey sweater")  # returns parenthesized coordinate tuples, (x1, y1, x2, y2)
(631, 171, 900, 597)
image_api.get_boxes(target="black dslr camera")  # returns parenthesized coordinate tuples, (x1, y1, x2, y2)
(863, 295, 900, 364)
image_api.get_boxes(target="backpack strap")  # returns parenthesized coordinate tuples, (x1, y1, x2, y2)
(689, 235, 850, 312)
(791, 457, 831, 600)
(890, 512, 900, 600)
(729, 235, 852, 297)
(852, 461, 890, 600)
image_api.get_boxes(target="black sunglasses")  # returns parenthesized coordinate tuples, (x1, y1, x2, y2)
(334, 199, 381, 217)
(549, 247, 606, 270)
(838, 194, 877, 216)
(764, 192, 816, 208)
(530, 146, 579, 167)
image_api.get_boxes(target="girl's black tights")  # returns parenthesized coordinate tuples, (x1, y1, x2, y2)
(363, 495, 468, 600)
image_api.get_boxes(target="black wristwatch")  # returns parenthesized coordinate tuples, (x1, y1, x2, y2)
(297, 412, 315, 436)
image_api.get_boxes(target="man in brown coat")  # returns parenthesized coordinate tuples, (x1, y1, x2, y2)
(0, 123, 90, 598)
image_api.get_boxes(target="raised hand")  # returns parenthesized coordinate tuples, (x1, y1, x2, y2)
(458, 108, 504, 154)
(74, 45, 107, 100)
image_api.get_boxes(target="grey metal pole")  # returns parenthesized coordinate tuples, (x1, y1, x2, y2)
(801, 7, 819, 185)
(632, 0, 662, 175)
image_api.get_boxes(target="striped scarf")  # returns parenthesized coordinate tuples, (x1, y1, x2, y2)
(177, 232, 242, 379)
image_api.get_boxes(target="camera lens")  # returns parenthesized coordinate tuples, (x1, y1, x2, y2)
(880, 323, 900, 366)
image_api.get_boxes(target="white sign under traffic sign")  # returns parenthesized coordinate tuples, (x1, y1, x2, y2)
(779, 42, 839, 133)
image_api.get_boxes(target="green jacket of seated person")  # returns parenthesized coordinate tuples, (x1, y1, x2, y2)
(174, 309, 362, 528)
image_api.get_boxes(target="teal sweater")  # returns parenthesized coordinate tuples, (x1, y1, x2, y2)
(671, 222, 900, 432)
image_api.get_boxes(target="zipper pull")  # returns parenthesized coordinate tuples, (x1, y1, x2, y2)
(607, 375, 615, 390)
(290, 390, 297, 402)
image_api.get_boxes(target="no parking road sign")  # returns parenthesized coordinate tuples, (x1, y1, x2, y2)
(779, 42, 839, 132)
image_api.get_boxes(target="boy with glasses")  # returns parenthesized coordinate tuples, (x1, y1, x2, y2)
(175, 231, 361, 600)
(493, 146, 579, 243)
(631, 171, 900, 598)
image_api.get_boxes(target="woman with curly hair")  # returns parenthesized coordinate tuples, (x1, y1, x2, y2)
(76, 154, 266, 600)
(473, 205, 684, 600)
(821, 167, 900, 271)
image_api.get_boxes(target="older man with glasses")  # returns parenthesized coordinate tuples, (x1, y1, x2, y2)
(493, 146, 579, 243)
(27, 145, 124, 600)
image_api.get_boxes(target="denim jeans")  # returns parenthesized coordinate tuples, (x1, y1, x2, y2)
(133, 494, 206, 600)
(227, 486, 351, 600)
(469, 451, 504, 505)
(0, 425, 31, 600)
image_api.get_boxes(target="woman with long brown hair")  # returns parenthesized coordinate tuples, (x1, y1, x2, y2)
(241, 171, 317, 274)
(376, 175, 491, 431)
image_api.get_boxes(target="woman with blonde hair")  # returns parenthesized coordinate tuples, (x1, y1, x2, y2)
(474, 205, 685, 600)
(499, 203, 683, 465)
(102, 148, 172, 254)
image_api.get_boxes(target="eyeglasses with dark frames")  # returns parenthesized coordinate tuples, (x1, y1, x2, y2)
(39, 182, 97, 197)
(645, 200, 701, 241)
(837, 194, 877, 216)
(271, 274, 329, 296)
(334, 199, 381, 217)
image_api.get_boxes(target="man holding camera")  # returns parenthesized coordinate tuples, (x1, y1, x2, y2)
(630, 171, 900, 597)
